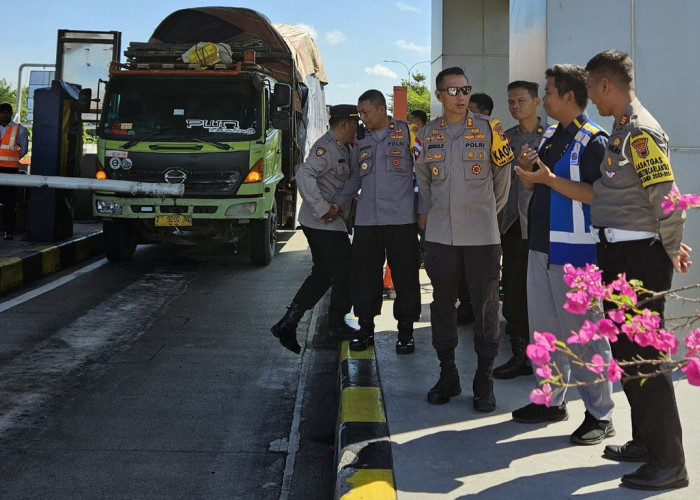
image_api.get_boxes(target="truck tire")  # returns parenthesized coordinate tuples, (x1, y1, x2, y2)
(249, 201, 277, 266)
(103, 221, 137, 263)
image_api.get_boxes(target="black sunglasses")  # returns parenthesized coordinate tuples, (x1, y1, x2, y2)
(439, 86, 472, 96)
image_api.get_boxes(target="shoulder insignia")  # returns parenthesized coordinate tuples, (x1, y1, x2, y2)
(629, 130, 674, 187)
(488, 118, 514, 167)
(316, 147, 326, 156)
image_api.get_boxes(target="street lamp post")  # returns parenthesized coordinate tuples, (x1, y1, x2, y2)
(382, 60, 429, 85)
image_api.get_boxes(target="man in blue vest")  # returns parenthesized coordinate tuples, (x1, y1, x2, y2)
(513, 64, 616, 445)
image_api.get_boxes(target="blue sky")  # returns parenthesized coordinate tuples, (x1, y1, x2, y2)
(0, 0, 431, 106)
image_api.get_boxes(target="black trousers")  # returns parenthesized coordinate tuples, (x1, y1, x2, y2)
(292, 226, 352, 318)
(0, 167, 18, 234)
(501, 220, 529, 341)
(351, 224, 421, 322)
(425, 241, 501, 359)
(597, 238, 685, 467)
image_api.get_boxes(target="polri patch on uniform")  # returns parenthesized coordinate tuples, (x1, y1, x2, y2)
(467, 117, 473, 127)
(464, 135, 475, 140)
(631, 137, 649, 158)
(431, 165, 440, 176)
(606, 156, 613, 166)
(439, 118, 446, 128)
(613, 137, 622, 147)
(471, 128, 480, 134)
(468, 152, 475, 159)
(389, 122, 396, 130)
(336, 139, 342, 147)
(432, 129, 440, 135)
(360, 151, 369, 159)
(537, 126, 543, 133)
(476, 134, 486, 140)
(392, 159, 401, 167)
(389, 148, 401, 156)
(605, 170, 616, 179)
(472, 164, 481, 175)
(477, 152, 485, 159)
(316, 147, 326, 156)
(361, 162, 369, 171)
(619, 114, 629, 126)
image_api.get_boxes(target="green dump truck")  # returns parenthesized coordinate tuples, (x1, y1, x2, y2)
(94, 7, 328, 264)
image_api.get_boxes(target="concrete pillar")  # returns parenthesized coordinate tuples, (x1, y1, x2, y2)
(430, 0, 510, 122)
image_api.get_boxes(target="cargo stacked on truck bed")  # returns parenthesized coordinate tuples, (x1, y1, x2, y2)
(94, 7, 327, 264)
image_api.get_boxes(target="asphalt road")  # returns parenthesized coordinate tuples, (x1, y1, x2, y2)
(0, 230, 337, 499)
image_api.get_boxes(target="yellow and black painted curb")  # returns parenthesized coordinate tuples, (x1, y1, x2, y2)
(0, 231, 103, 295)
(335, 341, 396, 500)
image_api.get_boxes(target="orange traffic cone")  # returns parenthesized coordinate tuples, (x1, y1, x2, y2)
(383, 264, 396, 299)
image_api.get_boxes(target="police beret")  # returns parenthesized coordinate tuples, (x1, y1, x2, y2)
(329, 104, 359, 120)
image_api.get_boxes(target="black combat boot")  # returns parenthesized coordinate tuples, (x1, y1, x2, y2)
(473, 356, 496, 412)
(427, 351, 461, 404)
(270, 302, 305, 354)
(396, 320, 415, 355)
(493, 335, 533, 379)
(327, 313, 359, 341)
(349, 318, 375, 351)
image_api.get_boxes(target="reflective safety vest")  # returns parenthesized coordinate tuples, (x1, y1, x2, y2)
(0, 124, 21, 168)
(538, 118, 607, 267)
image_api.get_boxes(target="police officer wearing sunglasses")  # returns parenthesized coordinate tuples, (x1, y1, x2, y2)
(415, 67, 514, 412)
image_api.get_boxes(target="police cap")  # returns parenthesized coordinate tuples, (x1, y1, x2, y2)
(329, 104, 359, 121)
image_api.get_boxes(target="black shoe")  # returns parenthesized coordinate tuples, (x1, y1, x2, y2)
(493, 355, 533, 379)
(570, 411, 615, 445)
(603, 440, 650, 462)
(270, 324, 301, 354)
(327, 320, 359, 341)
(621, 463, 689, 490)
(349, 319, 374, 352)
(270, 303, 304, 354)
(456, 304, 475, 325)
(473, 374, 496, 412)
(512, 402, 568, 423)
(396, 322, 415, 355)
(427, 364, 461, 404)
(396, 336, 415, 355)
(3, 232, 12, 241)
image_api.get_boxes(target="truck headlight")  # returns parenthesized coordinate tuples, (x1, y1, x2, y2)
(96, 200, 124, 215)
(225, 202, 256, 216)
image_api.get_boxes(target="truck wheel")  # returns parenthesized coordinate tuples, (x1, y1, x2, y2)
(103, 221, 137, 263)
(249, 201, 277, 266)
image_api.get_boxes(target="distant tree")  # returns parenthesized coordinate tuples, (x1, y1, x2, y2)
(0, 78, 17, 107)
(386, 72, 430, 121)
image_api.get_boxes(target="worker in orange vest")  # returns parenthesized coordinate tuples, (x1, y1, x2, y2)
(0, 103, 29, 240)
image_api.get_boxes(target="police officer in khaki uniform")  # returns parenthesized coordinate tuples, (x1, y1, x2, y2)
(415, 67, 513, 412)
(334, 89, 421, 354)
(270, 105, 360, 354)
(585, 49, 690, 491)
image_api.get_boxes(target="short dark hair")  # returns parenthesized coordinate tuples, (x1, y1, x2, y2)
(358, 89, 386, 109)
(436, 67, 467, 90)
(469, 93, 494, 114)
(0, 103, 12, 114)
(544, 64, 588, 109)
(585, 49, 635, 91)
(507, 80, 539, 98)
(409, 109, 427, 125)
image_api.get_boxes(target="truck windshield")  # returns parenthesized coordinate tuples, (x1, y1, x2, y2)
(100, 77, 261, 141)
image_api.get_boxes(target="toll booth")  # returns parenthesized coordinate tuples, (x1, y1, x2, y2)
(25, 81, 84, 241)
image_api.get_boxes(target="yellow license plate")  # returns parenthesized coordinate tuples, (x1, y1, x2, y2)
(155, 214, 193, 227)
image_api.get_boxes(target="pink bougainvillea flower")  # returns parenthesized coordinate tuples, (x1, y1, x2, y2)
(607, 359, 624, 383)
(637, 309, 661, 331)
(681, 357, 700, 386)
(654, 329, 679, 355)
(526, 344, 551, 366)
(586, 354, 605, 373)
(678, 193, 700, 210)
(564, 289, 591, 315)
(536, 364, 553, 380)
(529, 383, 554, 407)
(607, 308, 626, 324)
(533, 331, 558, 351)
(685, 329, 700, 354)
(661, 198, 676, 214)
(597, 318, 619, 342)
(567, 320, 600, 345)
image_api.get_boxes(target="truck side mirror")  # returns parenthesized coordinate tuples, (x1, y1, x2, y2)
(271, 83, 291, 108)
(78, 88, 92, 113)
(271, 110, 291, 130)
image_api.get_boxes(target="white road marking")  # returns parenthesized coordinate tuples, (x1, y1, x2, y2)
(0, 258, 108, 313)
